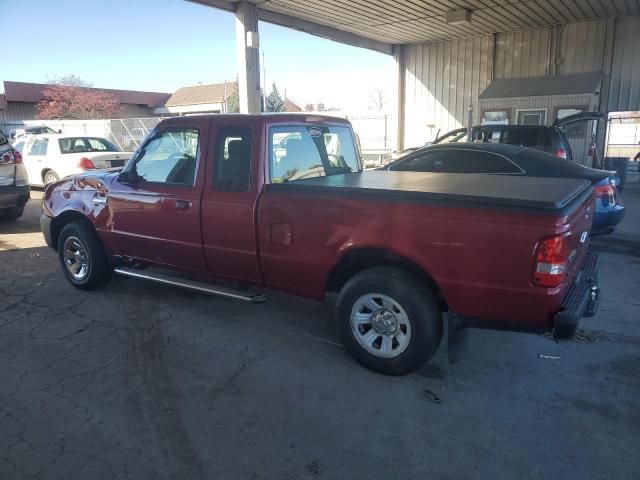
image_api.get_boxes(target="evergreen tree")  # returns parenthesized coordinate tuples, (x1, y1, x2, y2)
(266, 83, 284, 112)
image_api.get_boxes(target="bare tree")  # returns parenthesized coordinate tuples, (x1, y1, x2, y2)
(369, 87, 385, 111)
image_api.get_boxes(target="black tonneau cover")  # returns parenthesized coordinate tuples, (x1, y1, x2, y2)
(270, 171, 591, 212)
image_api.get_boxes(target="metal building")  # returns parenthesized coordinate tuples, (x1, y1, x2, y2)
(190, 0, 640, 154)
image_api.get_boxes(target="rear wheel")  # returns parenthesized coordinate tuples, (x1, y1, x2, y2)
(336, 266, 443, 375)
(0, 206, 25, 221)
(43, 170, 59, 186)
(58, 222, 111, 290)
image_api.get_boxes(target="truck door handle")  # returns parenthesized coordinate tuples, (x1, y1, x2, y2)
(175, 199, 191, 211)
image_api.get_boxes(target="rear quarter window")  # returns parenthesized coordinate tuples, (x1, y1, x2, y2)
(269, 125, 358, 183)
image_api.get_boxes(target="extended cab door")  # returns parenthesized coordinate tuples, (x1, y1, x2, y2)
(105, 123, 207, 271)
(200, 123, 262, 282)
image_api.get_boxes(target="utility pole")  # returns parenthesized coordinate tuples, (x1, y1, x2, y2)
(223, 80, 227, 113)
(262, 51, 267, 112)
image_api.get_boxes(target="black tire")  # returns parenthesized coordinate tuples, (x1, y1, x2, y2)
(58, 221, 111, 290)
(43, 170, 59, 186)
(0, 206, 25, 221)
(336, 266, 443, 376)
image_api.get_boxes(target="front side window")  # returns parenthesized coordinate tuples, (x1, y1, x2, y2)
(214, 126, 252, 192)
(269, 125, 358, 183)
(131, 128, 199, 186)
(29, 138, 49, 156)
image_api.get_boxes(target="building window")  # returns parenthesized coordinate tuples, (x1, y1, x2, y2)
(517, 109, 547, 126)
(481, 109, 510, 125)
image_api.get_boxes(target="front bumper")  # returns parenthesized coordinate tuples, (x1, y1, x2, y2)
(0, 185, 29, 209)
(553, 252, 600, 339)
(40, 214, 54, 249)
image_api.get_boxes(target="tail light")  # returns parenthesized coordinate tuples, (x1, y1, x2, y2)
(555, 148, 567, 159)
(593, 183, 615, 206)
(1, 149, 22, 165)
(78, 157, 96, 169)
(533, 235, 569, 288)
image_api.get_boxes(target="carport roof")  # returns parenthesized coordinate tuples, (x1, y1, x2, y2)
(479, 72, 603, 99)
(190, 0, 638, 50)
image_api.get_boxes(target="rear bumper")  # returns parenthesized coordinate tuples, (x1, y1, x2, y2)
(0, 185, 29, 209)
(553, 252, 600, 338)
(592, 205, 625, 235)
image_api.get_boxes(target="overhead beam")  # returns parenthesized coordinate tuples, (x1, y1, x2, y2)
(256, 9, 393, 55)
(187, 0, 393, 55)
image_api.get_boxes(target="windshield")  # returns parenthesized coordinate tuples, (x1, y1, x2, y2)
(58, 137, 119, 154)
(0, 130, 7, 146)
(269, 125, 359, 183)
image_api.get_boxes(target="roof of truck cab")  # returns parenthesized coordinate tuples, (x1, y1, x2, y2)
(156, 113, 352, 125)
(271, 171, 591, 212)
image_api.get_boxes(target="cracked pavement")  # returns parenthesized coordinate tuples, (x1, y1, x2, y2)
(1, 187, 639, 480)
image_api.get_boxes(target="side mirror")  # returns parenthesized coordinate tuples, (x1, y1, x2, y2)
(58, 129, 62, 134)
(118, 170, 134, 184)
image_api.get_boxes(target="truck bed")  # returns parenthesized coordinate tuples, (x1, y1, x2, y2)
(270, 171, 591, 212)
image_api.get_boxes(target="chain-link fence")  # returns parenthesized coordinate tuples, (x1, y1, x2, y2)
(18, 114, 395, 165)
(106, 118, 162, 151)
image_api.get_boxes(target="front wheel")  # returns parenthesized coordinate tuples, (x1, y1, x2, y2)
(58, 222, 111, 290)
(43, 170, 59, 186)
(336, 267, 443, 375)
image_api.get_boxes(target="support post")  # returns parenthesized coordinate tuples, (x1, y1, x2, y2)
(235, 1, 261, 113)
(393, 45, 406, 152)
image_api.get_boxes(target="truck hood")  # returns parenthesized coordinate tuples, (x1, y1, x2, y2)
(49, 169, 121, 193)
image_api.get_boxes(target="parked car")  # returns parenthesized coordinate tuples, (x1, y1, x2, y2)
(11, 125, 60, 140)
(0, 129, 29, 221)
(42, 114, 599, 375)
(432, 112, 606, 161)
(384, 143, 625, 235)
(20, 134, 132, 186)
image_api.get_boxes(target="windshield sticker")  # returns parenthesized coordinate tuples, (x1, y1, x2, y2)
(308, 127, 323, 138)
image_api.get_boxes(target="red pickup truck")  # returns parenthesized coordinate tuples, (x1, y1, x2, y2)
(41, 114, 600, 375)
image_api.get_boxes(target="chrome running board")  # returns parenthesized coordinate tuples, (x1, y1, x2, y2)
(114, 267, 267, 304)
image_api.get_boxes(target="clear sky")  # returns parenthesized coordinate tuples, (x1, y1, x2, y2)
(2, 0, 393, 111)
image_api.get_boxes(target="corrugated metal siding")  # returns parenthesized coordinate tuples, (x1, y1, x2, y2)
(608, 15, 640, 112)
(494, 28, 550, 79)
(558, 20, 608, 75)
(253, 0, 640, 44)
(2, 102, 38, 123)
(403, 35, 494, 147)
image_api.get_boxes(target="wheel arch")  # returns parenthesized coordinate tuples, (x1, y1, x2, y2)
(326, 247, 449, 311)
(50, 210, 94, 251)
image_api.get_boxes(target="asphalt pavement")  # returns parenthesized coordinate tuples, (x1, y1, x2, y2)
(0, 185, 639, 480)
